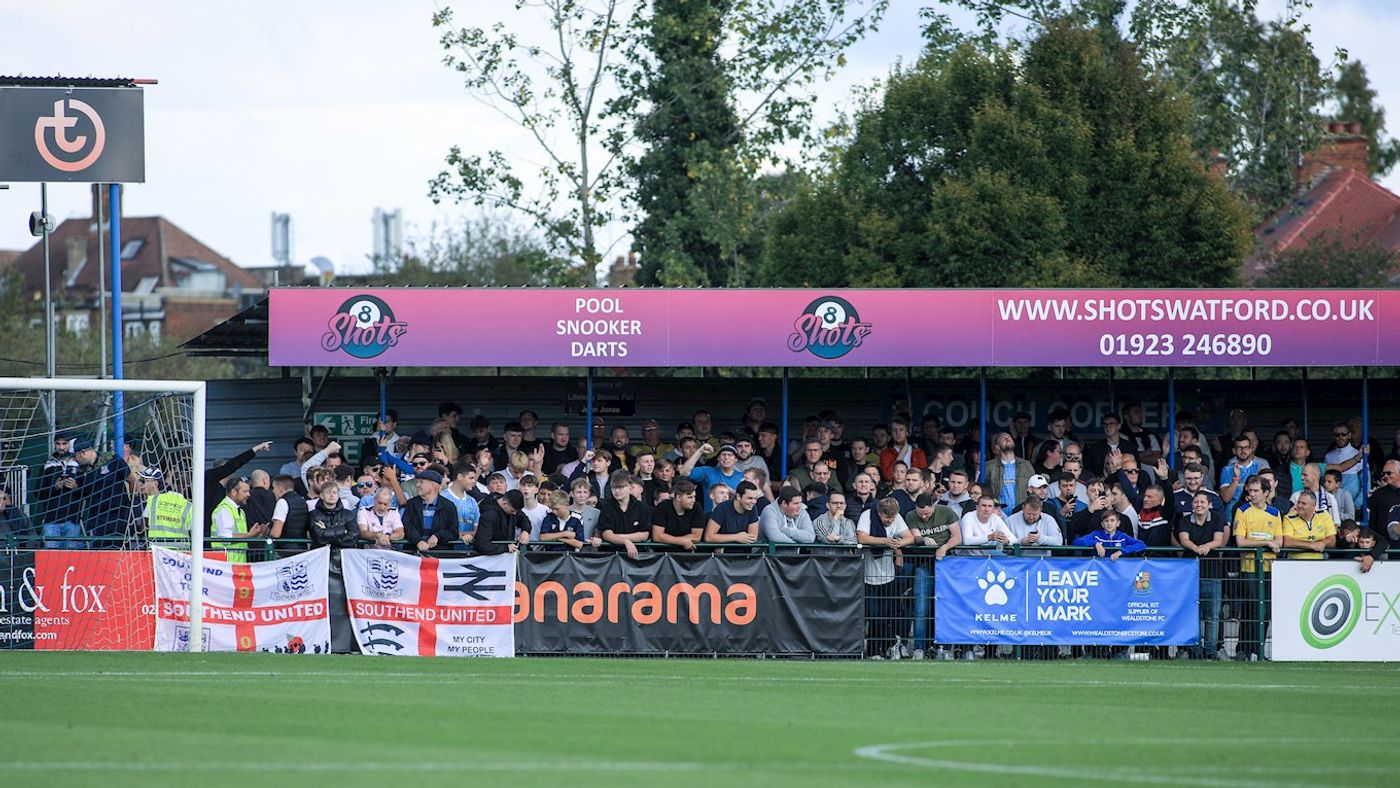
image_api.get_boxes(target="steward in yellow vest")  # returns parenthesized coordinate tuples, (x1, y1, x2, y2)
(139, 466, 192, 549)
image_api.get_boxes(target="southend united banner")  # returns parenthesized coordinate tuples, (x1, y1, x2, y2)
(935, 557, 1199, 646)
(1, 551, 154, 650)
(513, 553, 864, 655)
(153, 547, 331, 653)
(343, 551, 515, 657)
(1273, 562, 1400, 661)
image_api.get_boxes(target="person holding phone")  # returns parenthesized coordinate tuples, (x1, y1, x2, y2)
(1005, 496, 1064, 557)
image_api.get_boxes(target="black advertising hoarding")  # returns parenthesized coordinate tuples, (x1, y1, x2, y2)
(514, 552, 864, 656)
(0, 87, 145, 183)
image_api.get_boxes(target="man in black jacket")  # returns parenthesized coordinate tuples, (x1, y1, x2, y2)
(203, 440, 273, 524)
(401, 470, 459, 555)
(475, 490, 530, 555)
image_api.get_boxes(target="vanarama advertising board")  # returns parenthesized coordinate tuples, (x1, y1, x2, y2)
(935, 556, 1200, 646)
(1273, 562, 1400, 661)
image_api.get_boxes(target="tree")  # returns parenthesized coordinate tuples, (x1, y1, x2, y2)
(364, 215, 587, 288)
(1334, 60, 1400, 177)
(1129, 0, 1334, 213)
(1255, 231, 1398, 288)
(630, 0, 741, 286)
(761, 21, 1253, 288)
(430, 1, 885, 287)
(430, 1, 633, 279)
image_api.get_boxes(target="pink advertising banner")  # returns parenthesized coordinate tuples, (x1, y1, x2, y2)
(268, 288, 1399, 368)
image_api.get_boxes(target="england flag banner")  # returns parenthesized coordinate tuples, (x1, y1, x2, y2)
(152, 547, 331, 653)
(342, 551, 516, 657)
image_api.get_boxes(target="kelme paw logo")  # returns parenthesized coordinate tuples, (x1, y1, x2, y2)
(977, 569, 1015, 606)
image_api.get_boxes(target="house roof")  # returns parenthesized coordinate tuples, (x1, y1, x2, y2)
(1246, 168, 1400, 282)
(8, 216, 262, 295)
(0, 249, 20, 270)
(179, 297, 270, 357)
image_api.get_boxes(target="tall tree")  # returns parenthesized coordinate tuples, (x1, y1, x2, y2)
(431, 1, 884, 286)
(761, 21, 1253, 288)
(631, 0, 741, 286)
(1129, 0, 1333, 212)
(1334, 60, 1400, 177)
(631, 0, 886, 286)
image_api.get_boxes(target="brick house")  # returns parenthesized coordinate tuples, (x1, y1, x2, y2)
(6, 211, 263, 345)
(1246, 121, 1400, 282)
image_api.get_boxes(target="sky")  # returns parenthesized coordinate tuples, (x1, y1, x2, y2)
(3, 0, 1400, 276)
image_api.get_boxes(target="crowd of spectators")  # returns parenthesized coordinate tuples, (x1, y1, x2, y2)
(5, 398, 1397, 659)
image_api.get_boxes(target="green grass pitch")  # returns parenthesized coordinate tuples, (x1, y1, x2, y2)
(0, 652, 1392, 787)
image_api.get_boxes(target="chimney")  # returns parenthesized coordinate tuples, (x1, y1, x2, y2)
(1296, 121, 1370, 187)
(64, 236, 85, 288)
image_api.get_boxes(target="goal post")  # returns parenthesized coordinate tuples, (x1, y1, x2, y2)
(0, 376, 207, 652)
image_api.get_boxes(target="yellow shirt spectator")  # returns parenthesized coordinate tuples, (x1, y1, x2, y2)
(1282, 493, 1336, 560)
(1232, 502, 1283, 573)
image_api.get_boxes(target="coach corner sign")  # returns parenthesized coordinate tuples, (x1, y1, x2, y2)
(0, 86, 145, 183)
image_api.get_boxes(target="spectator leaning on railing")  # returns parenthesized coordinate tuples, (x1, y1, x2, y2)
(1175, 490, 1227, 660)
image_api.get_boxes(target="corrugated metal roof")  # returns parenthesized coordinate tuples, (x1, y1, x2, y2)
(0, 75, 140, 87)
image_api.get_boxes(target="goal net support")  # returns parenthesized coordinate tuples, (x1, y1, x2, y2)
(0, 377, 207, 651)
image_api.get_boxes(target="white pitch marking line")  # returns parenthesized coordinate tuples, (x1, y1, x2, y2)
(0, 760, 707, 773)
(852, 741, 1333, 788)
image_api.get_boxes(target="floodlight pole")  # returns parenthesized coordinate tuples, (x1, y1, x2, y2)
(39, 183, 56, 443)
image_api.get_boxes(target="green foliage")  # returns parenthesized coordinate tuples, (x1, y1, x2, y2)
(630, 0, 886, 286)
(1334, 60, 1400, 177)
(430, 1, 634, 275)
(364, 216, 587, 288)
(1127, 0, 1333, 212)
(1256, 231, 1398, 288)
(0, 272, 251, 380)
(431, 0, 884, 285)
(763, 21, 1252, 288)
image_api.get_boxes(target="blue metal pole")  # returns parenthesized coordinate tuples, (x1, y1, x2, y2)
(109, 184, 124, 454)
(378, 375, 387, 422)
(1301, 367, 1309, 441)
(585, 367, 594, 451)
(978, 367, 987, 484)
(1167, 368, 1176, 469)
(1362, 367, 1370, 524)
(780, 368, 790, 480)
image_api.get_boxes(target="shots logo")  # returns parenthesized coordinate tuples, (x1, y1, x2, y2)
(35, 99, 105, 173)
(788, 296, 872, 360)
(321, 295, 408, 359)
(1299, 574, 1361, 649)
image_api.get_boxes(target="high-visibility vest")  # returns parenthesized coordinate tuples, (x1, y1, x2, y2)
(211, 498, 249, 563)
(147, 491, 192, 548)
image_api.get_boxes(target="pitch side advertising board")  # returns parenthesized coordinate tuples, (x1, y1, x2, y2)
(1273, 562, 1400, 661)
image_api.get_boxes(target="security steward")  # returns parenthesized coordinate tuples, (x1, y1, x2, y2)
(140, 466, 192, 550)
